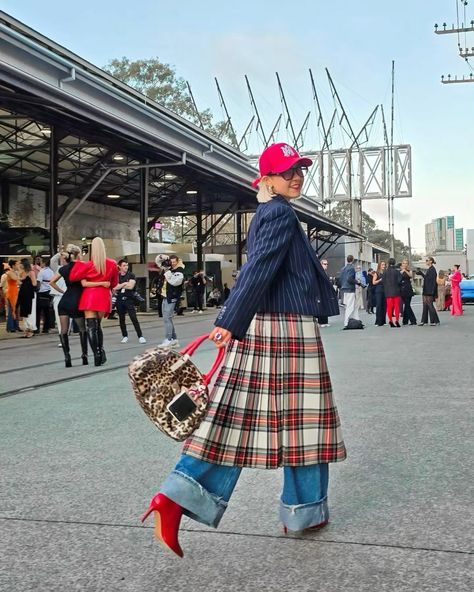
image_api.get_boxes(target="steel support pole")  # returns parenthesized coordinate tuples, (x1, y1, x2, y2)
(236, 211, 242, 268)
(49, 127, 59, 255)
(196, 192, 203, 269)
(139, 164, 149, 264)
(0, 180, 9, 215)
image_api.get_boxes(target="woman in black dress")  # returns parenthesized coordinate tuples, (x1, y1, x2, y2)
(400, 259, 417, 325)
(17, 258, 37, 338)
(50, 245, 110, 367)
(372, 260, 386, 326)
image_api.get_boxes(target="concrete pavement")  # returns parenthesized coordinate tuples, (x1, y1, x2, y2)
(0, 302, 473, 591)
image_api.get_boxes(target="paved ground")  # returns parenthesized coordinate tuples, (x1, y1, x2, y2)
(0, 301, 473, 591)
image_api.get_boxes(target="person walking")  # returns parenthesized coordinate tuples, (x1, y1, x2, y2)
(340, 255, 358, 327)
(416, 257, 440, 326)
(400, 259, 417, 326)
(17, 258, 37, 338)
(156, 254, 185, 348)
(317, 258, 331, 327)
(373, 261, 386, 326)
(190, 270, 206, 313)
(382, 258, 402, 327)
(114, 259, 146, 344)
(69, 237, 118, 366)
(449, 265, 463, 316)
(141, 142, 345, 557)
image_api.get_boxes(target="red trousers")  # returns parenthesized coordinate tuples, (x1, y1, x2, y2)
(386, 296, 401, 321)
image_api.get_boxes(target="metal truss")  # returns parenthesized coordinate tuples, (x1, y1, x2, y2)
(301, 145, 411, 202)
(393, 145, 412, 198)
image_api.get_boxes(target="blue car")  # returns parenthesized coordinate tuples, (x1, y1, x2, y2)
(460, 275, 474, 303)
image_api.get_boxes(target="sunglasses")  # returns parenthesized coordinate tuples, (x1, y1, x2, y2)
(269, 166, 308, 181)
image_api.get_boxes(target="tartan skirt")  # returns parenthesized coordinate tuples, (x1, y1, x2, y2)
(182, 312, 347, 469)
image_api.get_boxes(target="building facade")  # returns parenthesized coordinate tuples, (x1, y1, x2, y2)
(425, 216, 464, 254)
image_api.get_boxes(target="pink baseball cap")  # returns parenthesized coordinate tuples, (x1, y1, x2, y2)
(252, 142, 313, 188)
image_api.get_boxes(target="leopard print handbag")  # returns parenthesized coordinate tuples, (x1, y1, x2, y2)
(128, 334, 225, 441)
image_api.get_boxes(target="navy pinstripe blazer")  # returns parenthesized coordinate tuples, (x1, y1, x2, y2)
(215, 195, 340, 340)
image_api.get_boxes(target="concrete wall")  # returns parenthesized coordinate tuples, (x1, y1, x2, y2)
(8, 185, 140, 244)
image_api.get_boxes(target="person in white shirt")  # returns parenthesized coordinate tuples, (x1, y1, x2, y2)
(36, 257, 54, 333)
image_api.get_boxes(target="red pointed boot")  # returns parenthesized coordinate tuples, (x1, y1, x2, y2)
(141, 493, 184, 558)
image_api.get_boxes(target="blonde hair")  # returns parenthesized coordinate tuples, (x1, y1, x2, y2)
(63, 243, 81, 262)
(90, 237, 106, 275)
(256, 181, 274, 203)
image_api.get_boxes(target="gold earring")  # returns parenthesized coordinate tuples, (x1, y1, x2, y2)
(269, 185, 276, 196)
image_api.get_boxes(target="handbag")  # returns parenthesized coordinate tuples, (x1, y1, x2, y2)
(128, 334, 225, 441)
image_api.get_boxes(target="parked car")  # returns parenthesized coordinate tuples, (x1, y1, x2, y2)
(460, 275, 474, 303)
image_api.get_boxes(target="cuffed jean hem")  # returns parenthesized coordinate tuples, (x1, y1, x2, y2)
(279, 496, 329, 532)
(160, 470, 227, 528)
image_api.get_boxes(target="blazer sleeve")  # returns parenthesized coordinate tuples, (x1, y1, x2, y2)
(69, 261, 90, 282)
(109, 264, 119, 290)
(215, 204, 297, 340)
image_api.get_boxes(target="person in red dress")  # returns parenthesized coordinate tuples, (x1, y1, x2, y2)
(449, 265, 463, 316)
(69, 237, 118, 365)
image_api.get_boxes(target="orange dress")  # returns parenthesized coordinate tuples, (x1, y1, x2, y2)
(6, 273, 19, 315)
(69, 259, 118, 313)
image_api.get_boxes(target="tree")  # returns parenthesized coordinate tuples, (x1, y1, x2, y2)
(365, 229, 410, 262)
(325, 201, 376, 235)
(324, 201, 410, 262)
(104, 57, 237, 146)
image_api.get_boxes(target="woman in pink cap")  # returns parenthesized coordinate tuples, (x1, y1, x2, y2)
(141, 142, 346, 557)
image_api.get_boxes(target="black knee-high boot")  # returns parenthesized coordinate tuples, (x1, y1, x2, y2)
(59, 334, 72, 368)
(86, 318, 102, 366)
(97, 321, 106, 364)
(79, 331, 88, 365)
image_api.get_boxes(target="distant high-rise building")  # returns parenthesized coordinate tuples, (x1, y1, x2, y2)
(425, 216, 464, 254)
(455, 228, 464, 252)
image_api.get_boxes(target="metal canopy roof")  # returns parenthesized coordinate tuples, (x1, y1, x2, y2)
(0, 10, 363, 242)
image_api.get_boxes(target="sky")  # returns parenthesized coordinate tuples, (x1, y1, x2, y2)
(1, 0, 473, 252)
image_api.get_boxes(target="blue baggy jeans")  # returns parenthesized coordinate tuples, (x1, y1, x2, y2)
(160, 454, 329, 531)
(161, 299, 177, 341)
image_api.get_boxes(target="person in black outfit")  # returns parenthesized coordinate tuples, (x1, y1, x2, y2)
(50, 245, 110, 367)
(223, 283, 230, 303)
(400, 259, 417, 325)
(190, 270, 207, 313)
(372, 261, 386, 326)
(114, 259, 146, 344)
(416, 257, 440, 326)
(366, 268, 375, 313)
(317, 259, 331, 327)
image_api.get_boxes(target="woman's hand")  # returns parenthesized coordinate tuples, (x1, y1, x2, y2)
(209, 326, 232, 348)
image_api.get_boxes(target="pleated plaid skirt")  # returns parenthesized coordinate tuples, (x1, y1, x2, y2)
(182, 313, 347, 469)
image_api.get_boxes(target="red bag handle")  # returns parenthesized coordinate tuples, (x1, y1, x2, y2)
(180, 334, 226, 386)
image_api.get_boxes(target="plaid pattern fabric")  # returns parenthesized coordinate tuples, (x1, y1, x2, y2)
(183, 313, 347, 468)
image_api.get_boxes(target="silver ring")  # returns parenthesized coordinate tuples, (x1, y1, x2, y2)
(215, 332, 222, 341)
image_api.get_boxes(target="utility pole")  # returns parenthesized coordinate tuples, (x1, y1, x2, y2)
(407, 227, 412, 269)
(434, 9, 474, 82)
(390, 60, 396, 257)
